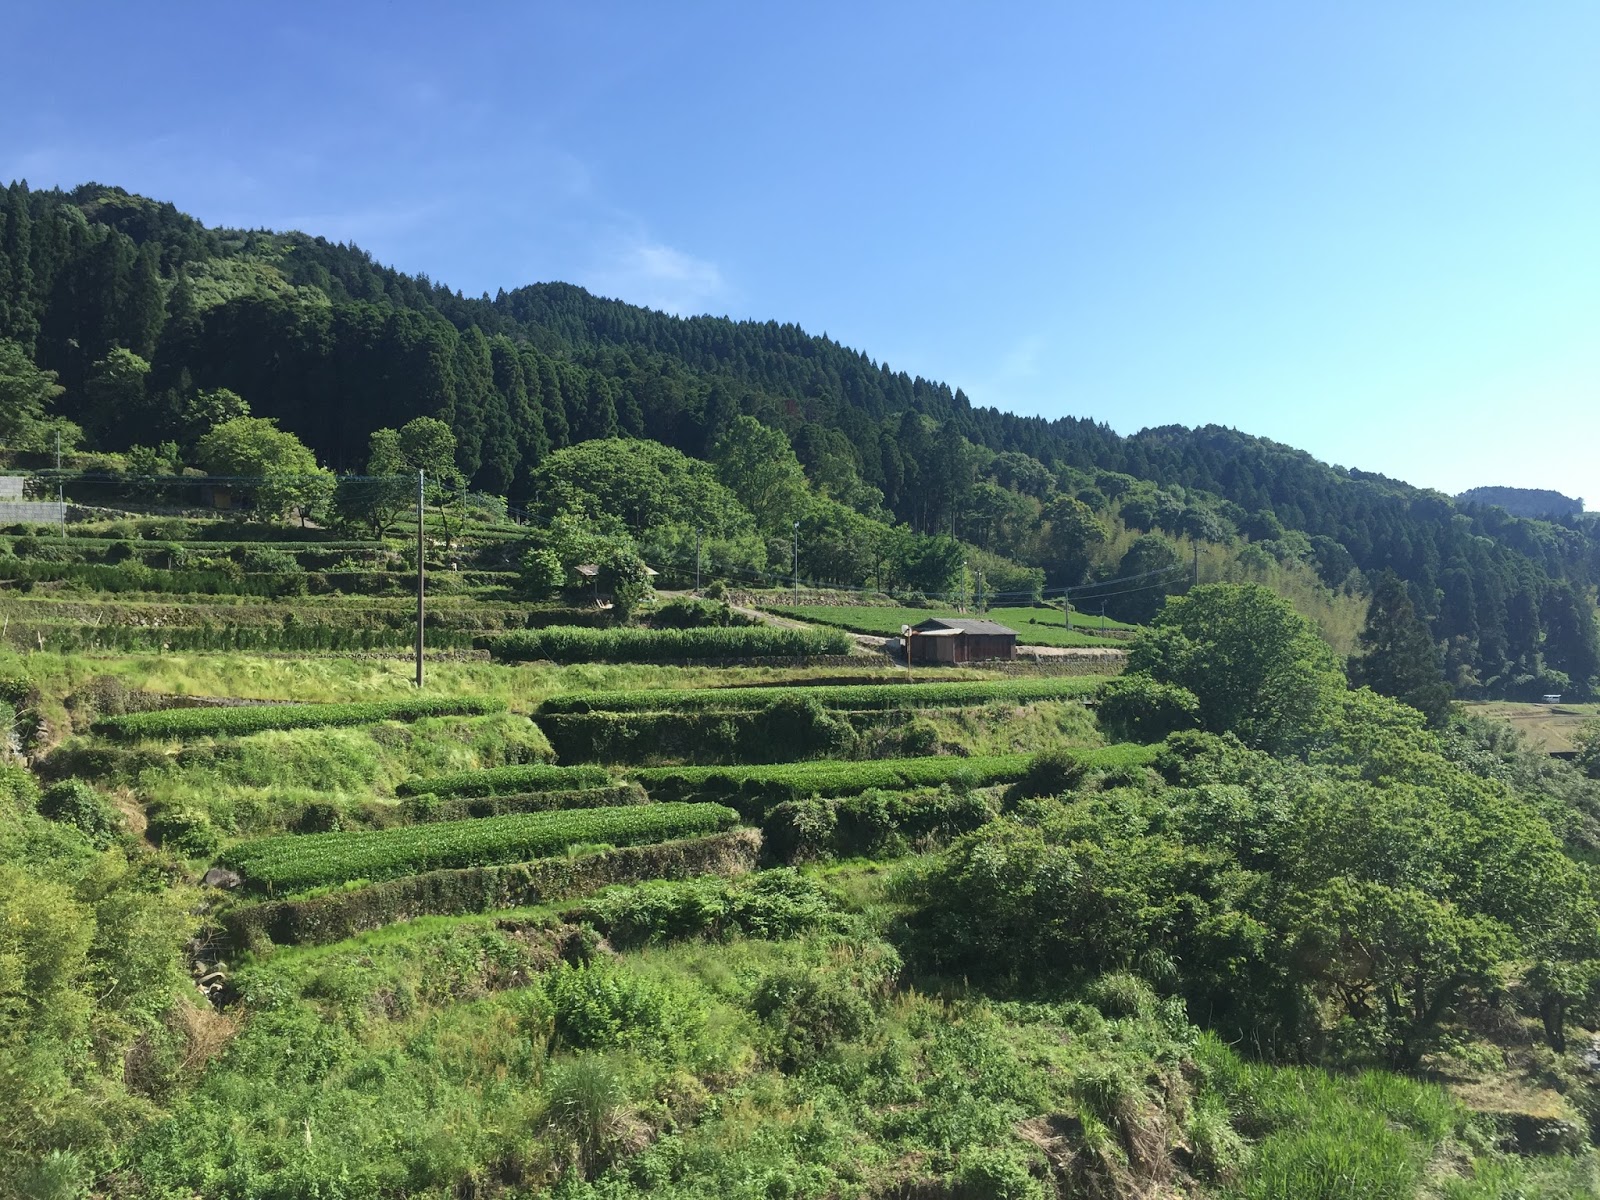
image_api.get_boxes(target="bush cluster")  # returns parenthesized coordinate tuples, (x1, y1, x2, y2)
(480, 625, 851, 663)
(538, 695, 856, 765)
(648, 597, 757, 629)
(566, 868, 847, 947)
(38, 779, 125, 847)
(538, 675, 1106, 715)
(763, 787, 995, 863)
(220, 801, 740, 893)
(94, 695, 505, 740)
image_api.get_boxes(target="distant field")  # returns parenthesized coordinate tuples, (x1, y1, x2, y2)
(1466, 700, 1600, 754)
(767, 604, 1138, 648)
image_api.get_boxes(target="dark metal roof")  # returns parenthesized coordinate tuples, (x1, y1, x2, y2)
(912, 618, 1018, 636)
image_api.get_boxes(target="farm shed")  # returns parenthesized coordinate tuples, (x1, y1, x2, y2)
(905, 618, 1018, 664)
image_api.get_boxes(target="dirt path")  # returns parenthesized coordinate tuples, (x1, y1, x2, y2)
(714, 597, 1128, 663)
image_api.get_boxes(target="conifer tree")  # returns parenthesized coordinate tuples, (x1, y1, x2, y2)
(1349, 570, 1454, 726)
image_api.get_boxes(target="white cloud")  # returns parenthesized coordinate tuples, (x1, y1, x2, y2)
(583, 237, 727, 315)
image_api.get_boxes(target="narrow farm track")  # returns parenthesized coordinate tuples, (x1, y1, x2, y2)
(726, 598, 889, 655)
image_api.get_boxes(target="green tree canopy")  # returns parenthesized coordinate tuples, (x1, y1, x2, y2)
(0, 338, 73, 452)
(1128, 582, 1344, 753)
(531, 438, 758, 542)
(194, 416, 333, 523)
(1348, 570, 1453, 726)
(332, 427, 414, 538)
(712, 415, 809, 536)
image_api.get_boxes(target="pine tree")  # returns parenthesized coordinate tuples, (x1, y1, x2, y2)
(1349, 571, 1454, 726)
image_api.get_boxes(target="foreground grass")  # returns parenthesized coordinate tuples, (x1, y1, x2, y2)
(124, 866, 1600, 1200)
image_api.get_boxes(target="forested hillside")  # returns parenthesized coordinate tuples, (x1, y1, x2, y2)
(1460, 487, 1586, 521)
(2, 180, 1597, 698)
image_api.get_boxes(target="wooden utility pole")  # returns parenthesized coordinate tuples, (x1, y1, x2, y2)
(415, 470, 425, 688)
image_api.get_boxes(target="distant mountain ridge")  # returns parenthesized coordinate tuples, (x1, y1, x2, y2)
(1458, 487, 1584, 520)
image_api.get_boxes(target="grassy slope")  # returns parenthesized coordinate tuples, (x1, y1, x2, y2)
(1467, 700, 1600, 754)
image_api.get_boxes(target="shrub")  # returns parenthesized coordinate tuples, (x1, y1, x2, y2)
(546, 959, 697, 1056)
(650, 597, 755, 629)
(519, 547, 565, 600)
(481, 625, 851, 663)
(569, 868, 845, 947)
(220, 802, 741, 893)
(1015, 749, 1089, 799)
(147, 803, 222, 857)
(1097, 675, 1202, 743)
(752, 965, 874, 1071)
(0, 763, 40, 816)
(764, 787, 995, 863)
(233, 544, 302, 573)
(953, 1146, 1048, 1200)
(537, 700, 857, 766)
(95, 695, 505, 741)
(38, 779, 124, 847)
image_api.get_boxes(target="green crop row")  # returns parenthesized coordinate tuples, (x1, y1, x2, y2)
(222, 829, 762, 950)
(219, 801, 740, 894)
(538, 675, 1109, 715)
(93, 695, 507, 741)
(479, 625, 852, 663)
(398, 782, 648, 824)
(631, 743, 1158, 812)
(397, 762, 612, 799)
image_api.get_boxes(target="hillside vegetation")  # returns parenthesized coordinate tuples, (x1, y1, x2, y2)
(2, 181, 1600, 1198)
(1, 181, 1597, 700)
(1, 565, 1599, 1197)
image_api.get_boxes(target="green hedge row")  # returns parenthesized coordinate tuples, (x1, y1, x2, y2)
(93, 695, 506, 740)
(396, 762, 611, 799)
(763, 788, 996, 863)
(536, 698, 870, 766)
(631, 744, 1158, 813)
(563, 868, 847, 948)
(480, 625, 852, 663)
(222, 829, 762, 950)
(220, 801, 739, 894)
(398, 782, 647, 824)
(539, 675, 1108, 715)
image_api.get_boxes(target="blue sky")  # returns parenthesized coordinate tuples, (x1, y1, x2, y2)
(5, 2, 1597, 506)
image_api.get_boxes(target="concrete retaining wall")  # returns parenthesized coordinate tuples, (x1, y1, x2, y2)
(0, 501, 66, 523)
